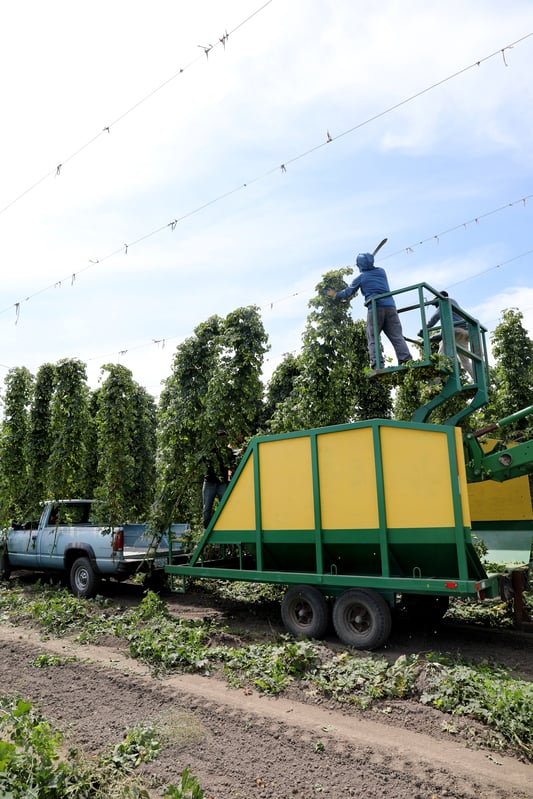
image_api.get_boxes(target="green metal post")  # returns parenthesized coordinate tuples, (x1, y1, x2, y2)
(310, 433, 324, 575)
(372, 423, 391, 578)
(253, 439, 264, 571)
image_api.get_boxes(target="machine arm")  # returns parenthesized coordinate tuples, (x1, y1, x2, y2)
(464, 404, 533, 483)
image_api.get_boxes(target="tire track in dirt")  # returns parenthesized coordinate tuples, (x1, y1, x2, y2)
(0, 623, 530, 799)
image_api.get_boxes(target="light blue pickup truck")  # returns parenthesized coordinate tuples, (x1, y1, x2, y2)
(0, 499, 186, 598)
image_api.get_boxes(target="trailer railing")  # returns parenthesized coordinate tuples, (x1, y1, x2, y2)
(367, 282, 489, 425)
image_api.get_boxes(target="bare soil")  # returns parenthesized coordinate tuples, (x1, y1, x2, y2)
(0, 579, 531, 799)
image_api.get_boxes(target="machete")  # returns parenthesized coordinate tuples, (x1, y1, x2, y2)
(372, 237, 388, 257)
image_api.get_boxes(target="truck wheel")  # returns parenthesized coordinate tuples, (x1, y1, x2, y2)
(70, 557, 100, 599)
(332, 589, 392, 650)
(281, 585, 329, 639)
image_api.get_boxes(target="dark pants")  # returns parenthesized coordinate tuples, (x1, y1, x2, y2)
(202, 479, 228, 527)
(366, 306, 411, 367)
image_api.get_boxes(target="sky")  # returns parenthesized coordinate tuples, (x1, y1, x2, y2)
(1, 0, 533, 403)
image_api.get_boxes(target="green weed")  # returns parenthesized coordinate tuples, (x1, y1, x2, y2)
(446, 589, 532, 628)
(0, 696, 112, 798)
(164, 767, 205, 798)
(217, 637, 319, 694)
(1, 582, 532, 760)
(31, 653, 78, 668)
(0, 696, 204, 798)
(126, 615, 213, 675)
(200, 578, 285, 605)
(0, 581, 115, 640)
(420, 658, 533, 757)
(103, 723, 162, 771)
(311, 653, 420, 708)
(446, 597, 514, 628)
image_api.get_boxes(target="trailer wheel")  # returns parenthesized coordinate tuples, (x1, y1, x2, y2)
(332, 589, 392, 650)
(70, 557, 100, 599)
(281, 585, 329, 639)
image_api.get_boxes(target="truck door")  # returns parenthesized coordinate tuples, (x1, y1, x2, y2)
(37, 501, 91, 568)
(5, 520, 41, 568)
(38, 504, 65, 569)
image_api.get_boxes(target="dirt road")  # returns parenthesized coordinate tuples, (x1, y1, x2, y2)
(0, 585, 531, 799)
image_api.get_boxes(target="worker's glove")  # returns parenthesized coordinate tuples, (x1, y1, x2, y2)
(324, 288, 337, 298)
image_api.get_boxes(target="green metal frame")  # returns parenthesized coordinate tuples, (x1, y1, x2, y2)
(166, 418, 499, 602)
(368, 282, 489, 425)
(165, 286, 533, 606)
(464, 404, 533, 482)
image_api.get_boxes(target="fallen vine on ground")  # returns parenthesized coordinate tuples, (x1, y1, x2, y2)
(0, 581, 531, 760)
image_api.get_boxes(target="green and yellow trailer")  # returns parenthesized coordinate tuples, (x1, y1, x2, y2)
(166, 284, 533, 649)
(166, 417, 532, 649)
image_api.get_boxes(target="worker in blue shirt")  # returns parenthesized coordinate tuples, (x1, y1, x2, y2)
(327, 252, 412, 370)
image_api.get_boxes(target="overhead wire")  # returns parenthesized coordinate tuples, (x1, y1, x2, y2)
(1, 31, 533, 382)
(447, 247, 533, 289)
(380, 195, 533, 260)
(1, 32, 532, 323)
(3, 233, 531, 383)
(0, 0, 274, 219)
(1, 184, 531, 370)
(32, 237, 533, 382)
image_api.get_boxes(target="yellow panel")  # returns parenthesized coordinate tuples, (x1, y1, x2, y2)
(214, 454, 256, 531)
(380, 427, 455, 528)
(468, 476, 533, 521)
(454, 426, 471, 528)
(467, 438, 533, 522)
(317, 428, 379, 529)
(259, 437, 314, 530)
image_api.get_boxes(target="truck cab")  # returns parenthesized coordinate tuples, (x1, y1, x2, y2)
(6, 500, 113, 572)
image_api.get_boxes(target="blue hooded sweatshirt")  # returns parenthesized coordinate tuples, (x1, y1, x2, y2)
(335, 252, 396, 307)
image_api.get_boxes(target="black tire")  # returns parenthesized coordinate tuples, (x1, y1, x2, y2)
(69, 556, 100, 598)
(332, 589, 392, 650)
(281, 585, 329, 639)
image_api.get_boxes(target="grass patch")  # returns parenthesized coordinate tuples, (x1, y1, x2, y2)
(158, 709, 205, 752)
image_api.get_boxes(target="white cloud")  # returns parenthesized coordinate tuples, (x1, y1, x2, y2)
(1, 0, 533, 404)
